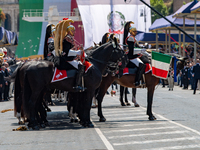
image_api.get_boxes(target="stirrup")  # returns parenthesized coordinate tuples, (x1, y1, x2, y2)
(73, 86, 87, 92)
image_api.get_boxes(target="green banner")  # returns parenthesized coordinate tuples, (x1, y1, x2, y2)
(16, 0, 43, 58)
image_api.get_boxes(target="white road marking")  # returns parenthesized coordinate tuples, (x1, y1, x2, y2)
(140, 106, 200, 136)
(104, 112, 145, 116)
(106, 115, 147, 121)
(122, 122, 167, 126)
(104, 126, 178, 133)
(92, 121, 114, 150)
(142, 144, 200, 150)
(113, 136, 200, 146)
(108, 130, 189, 139)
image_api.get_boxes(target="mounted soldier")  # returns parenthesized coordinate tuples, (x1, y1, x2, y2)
(54, 19, 86, 92)
(44, 24, 56, 62)
(123, 21, 146, 86)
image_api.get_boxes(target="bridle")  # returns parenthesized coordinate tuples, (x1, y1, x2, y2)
(87, 42, 124, 75)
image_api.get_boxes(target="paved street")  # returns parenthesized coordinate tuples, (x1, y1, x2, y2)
(0, 84, 200, 150)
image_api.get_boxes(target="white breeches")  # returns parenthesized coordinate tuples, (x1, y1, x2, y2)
(130, 58, 143, 67)
(68, 60, 82, 69)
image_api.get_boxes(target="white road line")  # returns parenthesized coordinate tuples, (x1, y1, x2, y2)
(140, 106, 200, 136)
(142, 144, 200, 150)
(104, 126, 178, 133)
(122, 122, 167, 127)
(104, 112, 145, 116)
(103, 109, 144, 113)
(92, 121, 114, 150)
(113, 136, 200, 146)
(108, 130, 189, 139)
(106, 115, 147, 121)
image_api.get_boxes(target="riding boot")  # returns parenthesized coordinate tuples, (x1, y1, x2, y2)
(73, 64, 87, 92)
(135, 63, 146, 86)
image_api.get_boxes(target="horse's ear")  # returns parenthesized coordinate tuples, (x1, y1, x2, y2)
(113, 37, 118, 47)
(99, 42, 102, 46)
(93, 42, 97, 46)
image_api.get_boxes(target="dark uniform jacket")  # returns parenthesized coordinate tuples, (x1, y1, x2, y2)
(192, 63, 200, 79)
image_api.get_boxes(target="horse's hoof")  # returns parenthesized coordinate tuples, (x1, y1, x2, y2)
(32, 125, 40, 130)
(134, 104, 140, 107)
(99, 117, 106, 122)
(46, 108, 51, 112)
(121, 103, 126, 106)
(40, 123, 46, 128)
(70, 119, 74, 123)
(148, 115, 157, 120)
(87, 123, 94, 128)
(18, 121, 25, 125)
(44, 122, 50, 126)
(74, 119, 79, 123)
(126, 102, 131, 106)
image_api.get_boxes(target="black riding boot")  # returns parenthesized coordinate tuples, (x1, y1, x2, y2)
(73, 64, 87, 92)
(135, 63, 146, 86)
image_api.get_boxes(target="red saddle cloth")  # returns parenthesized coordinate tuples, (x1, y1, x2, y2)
(123, 63, 152, 75)
(51, 61, 92, 83)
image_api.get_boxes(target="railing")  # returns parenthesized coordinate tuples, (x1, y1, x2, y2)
(22, 9, 79, 18)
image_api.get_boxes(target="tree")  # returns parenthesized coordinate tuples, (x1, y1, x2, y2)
(0, 8, 6, 26)
(150, 0, 169, 23)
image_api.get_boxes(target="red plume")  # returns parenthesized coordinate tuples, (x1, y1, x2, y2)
(63, 18, 68, 20)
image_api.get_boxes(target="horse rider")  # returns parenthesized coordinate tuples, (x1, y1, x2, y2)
(44, 24, 56, 61)
(54, 19, 86, 92)
(123, 21, 146, 86)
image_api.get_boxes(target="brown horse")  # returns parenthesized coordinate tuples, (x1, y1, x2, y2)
(15, 39, 128, 129)
(96, 54, 187, 122)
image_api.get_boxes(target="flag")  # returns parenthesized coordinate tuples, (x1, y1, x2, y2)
(151, 51, 172, 79)
(76, 0, 151, 48)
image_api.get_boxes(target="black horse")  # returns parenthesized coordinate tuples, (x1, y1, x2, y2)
(15, 39, 128, 129)
(95, 54, 187, 122)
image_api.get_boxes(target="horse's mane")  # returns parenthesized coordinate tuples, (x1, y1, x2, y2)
(86, 42, 111, 57)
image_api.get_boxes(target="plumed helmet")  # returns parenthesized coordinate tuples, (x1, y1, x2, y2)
(44, 24, 55, 58)
(54, 19, 74, 56)
(129, 24, 137, 36)
(66, 25, 75, 36)
(123, 21, 134, 47)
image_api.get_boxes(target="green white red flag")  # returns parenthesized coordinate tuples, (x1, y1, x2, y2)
(151, 51, 172, 79)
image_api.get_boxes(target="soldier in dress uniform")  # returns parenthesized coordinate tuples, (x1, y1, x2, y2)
(123, 21, 146, 86)
(54, 19, 86, 92)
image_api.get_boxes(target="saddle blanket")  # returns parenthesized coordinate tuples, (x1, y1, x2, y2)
(51, 61, 92, 83)
(123, 63, 152, 75)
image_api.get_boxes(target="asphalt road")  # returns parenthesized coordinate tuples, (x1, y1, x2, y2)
(0, 84, 200, 150)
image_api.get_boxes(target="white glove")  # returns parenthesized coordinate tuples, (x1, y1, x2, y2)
(76, 50, 82, 56)
(68, 50, 82, 56)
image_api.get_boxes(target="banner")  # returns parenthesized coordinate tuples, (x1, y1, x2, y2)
(151, 51, 172, 79)
(77, 0, 151, 48)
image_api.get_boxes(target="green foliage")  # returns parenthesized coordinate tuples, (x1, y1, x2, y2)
(150, 0, 170, 23)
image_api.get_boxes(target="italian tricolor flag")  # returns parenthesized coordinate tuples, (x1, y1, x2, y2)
(151, 51, 172, 79)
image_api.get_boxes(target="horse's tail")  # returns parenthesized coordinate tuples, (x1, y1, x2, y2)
(14, 66, 22, 117)
(23, 72, 32, 119)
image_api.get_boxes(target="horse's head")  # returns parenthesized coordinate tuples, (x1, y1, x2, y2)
(106, 37, 128, 76)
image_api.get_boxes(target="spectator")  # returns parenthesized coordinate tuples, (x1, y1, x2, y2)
(192, 59, 200, 94)
(1, 65, 10, 101)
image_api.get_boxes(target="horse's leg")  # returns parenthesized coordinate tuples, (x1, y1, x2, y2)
(132, 88, 140, 107)
(84, 91, 94, 127)
(125, 87, 131, 106)
(147, 86, 156, 120)
(119, 86, 126, 106)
